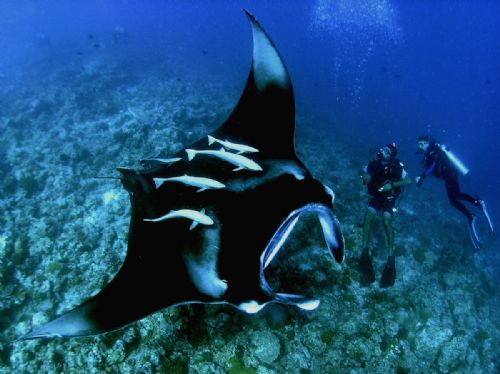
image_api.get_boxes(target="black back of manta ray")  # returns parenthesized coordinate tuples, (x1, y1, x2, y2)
(22, 10, 344, 340)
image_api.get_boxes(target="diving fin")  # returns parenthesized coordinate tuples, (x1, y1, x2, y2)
(477, 198, 494, 236)
(469, 216, 481, 249)
(380, 256, 396, 288)
(358, 248, 375, 285)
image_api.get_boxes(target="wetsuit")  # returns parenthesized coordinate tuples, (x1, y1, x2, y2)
(364, 158, 406, 214)
(419, 143, 478, 221)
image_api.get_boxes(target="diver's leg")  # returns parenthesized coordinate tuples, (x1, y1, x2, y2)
(454, 183, 481, 208)
(446, 180, 473, 221)
(456, 191, 477, 205)
(446, 180, 480, 247)
(361, 207, 377, 249)
(358, 207, 376, 284)
(380, 211, 396, 288)
(381, 211, 394, 257)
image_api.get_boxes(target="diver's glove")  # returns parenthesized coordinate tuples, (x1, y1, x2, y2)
(415, 176, 424, 187)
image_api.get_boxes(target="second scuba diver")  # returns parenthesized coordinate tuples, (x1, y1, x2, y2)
(358, 143, 411, 288)
(415, 136, 494, 248)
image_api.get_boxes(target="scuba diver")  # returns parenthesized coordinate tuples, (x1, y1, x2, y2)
(415, 135, 494, 248)
(358, 143, 411, 288)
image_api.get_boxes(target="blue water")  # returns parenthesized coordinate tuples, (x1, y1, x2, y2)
(2, 0, 497, 212)
(1, 0, 499, 371)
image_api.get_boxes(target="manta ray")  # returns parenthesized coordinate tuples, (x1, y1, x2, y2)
(22, 9, 344, 340)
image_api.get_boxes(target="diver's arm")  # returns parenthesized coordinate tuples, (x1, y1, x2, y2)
(392, 177, 412, 188)
(421, 160, 436, 177)
(379, 168, 411, 191)
(397, 167, 412, 187)
(416, 159, 436, 186)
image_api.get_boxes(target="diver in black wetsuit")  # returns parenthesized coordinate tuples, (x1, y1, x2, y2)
(415, 135, 494, 248)
(358, 143, 411, 288)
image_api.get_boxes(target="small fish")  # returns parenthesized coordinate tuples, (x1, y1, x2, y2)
(140, 157, 182, 167)
(208, 135, 259, 154)
(186, 148, 262, 172)
(153, 175, 225, 192)
(144, 208, 214, 230)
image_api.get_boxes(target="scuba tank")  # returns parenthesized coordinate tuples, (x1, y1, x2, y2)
(438, 144, 469, 176)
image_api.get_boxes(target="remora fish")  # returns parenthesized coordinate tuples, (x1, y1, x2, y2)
(144, 208, 214, 230)
(207, 135, 259, 154)
(186, 148, 263, 172)
(153, 175, 226, 192)
(140, 157, 182, 168)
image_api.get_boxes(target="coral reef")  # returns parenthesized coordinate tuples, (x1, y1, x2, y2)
(0, 51, 499, 373)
